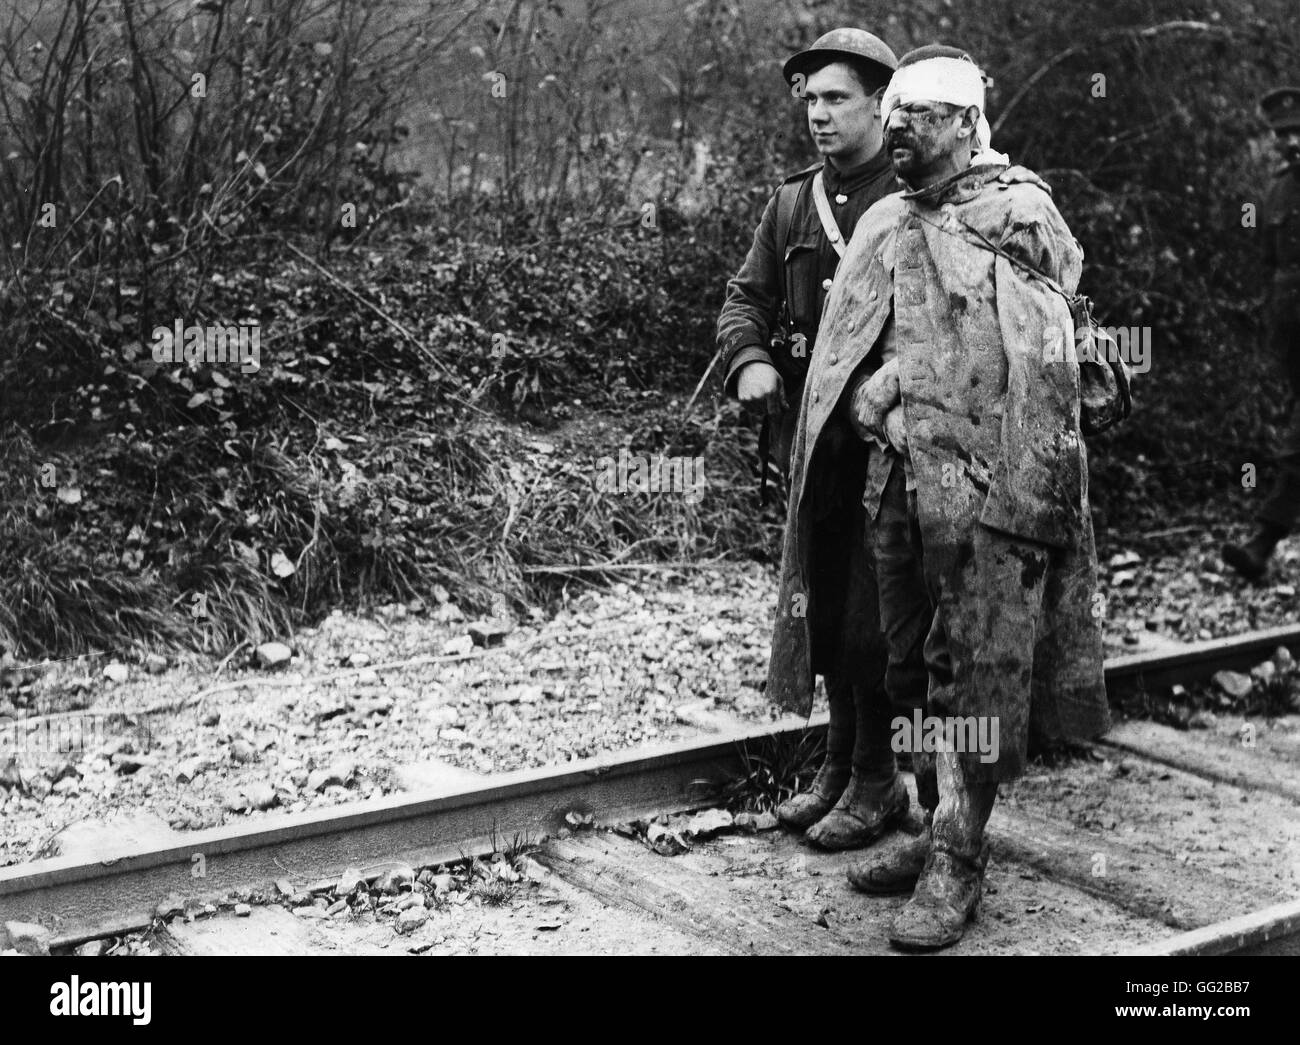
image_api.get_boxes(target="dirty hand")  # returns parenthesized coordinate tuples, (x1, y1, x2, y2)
(883, 404, 908, 454)
(847, 358, 900, 441)
(737, 361, 785, 414)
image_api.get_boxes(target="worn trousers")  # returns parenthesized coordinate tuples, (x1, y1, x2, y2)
(809, 442, 897, 781)
(871, 454, 1052, 789)
(869, 456, 938, 808)
(1262, 282, 1300, 529)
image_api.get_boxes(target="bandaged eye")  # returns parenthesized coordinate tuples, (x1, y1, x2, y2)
(890, 105, 954, 126)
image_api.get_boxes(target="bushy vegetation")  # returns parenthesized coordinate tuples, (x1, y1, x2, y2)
(1, 0, 1298, 659)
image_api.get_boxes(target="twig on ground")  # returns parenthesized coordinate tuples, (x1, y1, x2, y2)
(214, 640, 249, 681)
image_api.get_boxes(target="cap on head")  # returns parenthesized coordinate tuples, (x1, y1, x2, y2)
(1261, 87, 1300, 132)
(783, 28, 898, 91)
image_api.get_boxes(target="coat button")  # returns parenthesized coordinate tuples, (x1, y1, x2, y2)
(829, 354, 839, 365)
(848, 319, 856, 333)
(835, 193, 848, 205)
(822, 278, 833, 291)
(869, 290, 878, 301)
(812, 390, 821, 403)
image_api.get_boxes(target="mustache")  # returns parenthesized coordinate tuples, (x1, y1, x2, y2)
(886, 132, 917, 150)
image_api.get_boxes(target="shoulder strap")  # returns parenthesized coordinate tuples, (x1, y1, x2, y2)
(811, 172, 846, 258)
(956, 216, 1071, 300)
(774, 176, 802, 265)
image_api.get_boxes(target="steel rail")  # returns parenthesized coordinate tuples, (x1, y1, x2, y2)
(0, 718, 826, 947)
(1125, 897, 1300, 956)
(1103, 623, 1300, 693)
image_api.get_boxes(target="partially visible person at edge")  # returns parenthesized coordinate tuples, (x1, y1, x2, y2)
(714, 28, 917, 851)
(797, 43, 1111, 951)
(1223, 86, 1300, 580)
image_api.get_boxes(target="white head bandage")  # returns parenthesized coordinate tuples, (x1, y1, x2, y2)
(881, 56, 1007, 165)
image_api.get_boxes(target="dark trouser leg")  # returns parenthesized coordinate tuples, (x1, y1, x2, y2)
(1226, 304, 1300, 577)
(1225, 403, 1298, 578)
(824, 673, 856, 771)
(872, 459, 934, 801)
(804, 462, 908, 850)
(874, 462, 931, 724)
(1260, 394, 1300, 531)
(776, 435, 867, 832)
(845, 460, 934, 887)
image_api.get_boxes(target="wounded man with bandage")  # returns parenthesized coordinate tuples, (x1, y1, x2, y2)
(787, 44, 1111, 950)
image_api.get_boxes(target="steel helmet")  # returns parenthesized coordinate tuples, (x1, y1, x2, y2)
(783, 28, 898, 90)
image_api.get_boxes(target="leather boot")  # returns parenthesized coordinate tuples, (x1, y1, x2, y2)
(1222, 523, 1286, 581)
(775, 757, 850, 830)
(805, 772, 909, 850)
(806, 679, 905, 850)
(888, 750, 997, 952)
(776, 674, 855, 830)
(846, 748, 937, 893)
(847, 813, 931, 894)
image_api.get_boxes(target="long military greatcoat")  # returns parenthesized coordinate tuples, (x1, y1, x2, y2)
(767, 162, 1110, 775)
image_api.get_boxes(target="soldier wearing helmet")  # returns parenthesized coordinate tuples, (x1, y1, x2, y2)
(717, 29, 920, 851)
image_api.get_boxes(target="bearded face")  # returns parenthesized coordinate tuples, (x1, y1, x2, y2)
(884, 101, 966, 180)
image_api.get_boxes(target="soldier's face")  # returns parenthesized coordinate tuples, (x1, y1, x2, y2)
(1276, 128, 1300, 168)
(803, 63, 883, 165)
(884, 102, 972, 179)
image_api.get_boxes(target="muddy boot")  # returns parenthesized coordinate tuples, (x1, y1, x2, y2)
(776, 674, 854, 831)
(847, 814, 931, 894)
(1222, 523, 1286, 581)
(847, 749, 936, 892)
(806, 680, 906, 850)
(805, 773, 908, 850)
(888, 750, 996, 952)
(776, 758, 851, 830)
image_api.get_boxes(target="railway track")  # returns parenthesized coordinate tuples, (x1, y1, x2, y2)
(3, 624, 1299, 956)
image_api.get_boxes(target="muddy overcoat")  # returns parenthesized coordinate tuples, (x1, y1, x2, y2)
(767, 162, 1110, 778)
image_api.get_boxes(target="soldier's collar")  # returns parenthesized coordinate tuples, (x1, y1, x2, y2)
(823, 147, 892, 192)
(901, 162, 1007, 206)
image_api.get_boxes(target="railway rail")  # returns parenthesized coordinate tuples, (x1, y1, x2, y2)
(3, 624, 1300, 955)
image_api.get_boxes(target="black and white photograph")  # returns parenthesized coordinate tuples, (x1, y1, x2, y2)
(0, 0, 1297, 1002)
